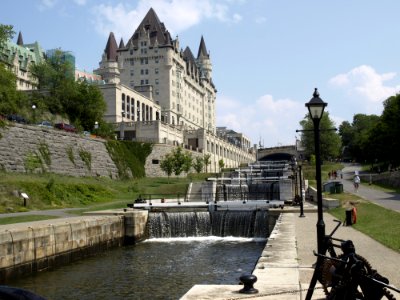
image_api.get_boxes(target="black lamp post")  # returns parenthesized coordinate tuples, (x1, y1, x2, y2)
(306, 88, 327, 254)
(305, 88, 327, 300)
(298, 163, 305, 217)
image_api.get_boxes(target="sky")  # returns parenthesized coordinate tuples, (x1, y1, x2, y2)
(2, 0, 400, 147)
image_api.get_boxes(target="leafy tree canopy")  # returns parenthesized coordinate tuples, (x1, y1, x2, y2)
(29, 50, 107, 131)
(299, 111, 341, 161)
(0, 24, 14, 46)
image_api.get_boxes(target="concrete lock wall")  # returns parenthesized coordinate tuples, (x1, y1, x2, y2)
(0, 215, 129, 282)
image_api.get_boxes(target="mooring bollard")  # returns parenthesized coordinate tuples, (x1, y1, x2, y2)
(239, 274, 258, 294)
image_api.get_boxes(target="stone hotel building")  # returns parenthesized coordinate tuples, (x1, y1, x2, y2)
(95, 8, 255, 173)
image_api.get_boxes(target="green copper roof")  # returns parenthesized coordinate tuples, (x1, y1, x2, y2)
(0, 39, 45, 71)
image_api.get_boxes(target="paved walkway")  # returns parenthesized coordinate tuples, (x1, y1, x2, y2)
(340, 164, 400, 212)
(296, 209, 400, 296)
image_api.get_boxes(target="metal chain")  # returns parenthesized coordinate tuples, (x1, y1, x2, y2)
(224, 286, 324, 300)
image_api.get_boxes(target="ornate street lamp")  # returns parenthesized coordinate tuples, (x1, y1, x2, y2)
(305, 88, 327, 300)
(305, 88, 327, 254)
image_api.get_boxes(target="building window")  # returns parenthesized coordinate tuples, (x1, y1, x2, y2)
(130, 60, 134, 66)
(155, 68, 159, 74)
(155, 79, 159, 85)
(130, 70, 134, 76)
(152, 159, 159, 164)
(130, 50, 133, 55)
(122, 93, 125, 102)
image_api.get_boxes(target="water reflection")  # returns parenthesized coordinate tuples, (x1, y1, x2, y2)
(10, 237, 265, 300)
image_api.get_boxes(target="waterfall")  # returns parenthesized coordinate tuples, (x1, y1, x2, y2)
(248, 182, 280, 200)
(216, 184, 249, 201)
(147, 212, 211, 238)
(147, 210, 269, 238)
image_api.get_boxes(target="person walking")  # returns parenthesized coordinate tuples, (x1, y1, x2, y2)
(353, 174, 361, 192)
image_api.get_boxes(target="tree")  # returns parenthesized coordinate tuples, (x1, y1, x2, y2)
(299, 112, 341, 161)
(203, 153, 211, 173)
(369, 94, 400, 166)
(339, 114, 379, 163)
(171, 147, 185, 176)
(0, 24, 22, 116)
(193, 156, 204, 174)
(29, 50, 107, 130)
(218, 159, 225, 171)
(63, 81, 107, 131)
(0, 64, 20, 115)
(160, 154, 174, 182)
(182, 151, 193, 175)
(0, 24, 14, 46)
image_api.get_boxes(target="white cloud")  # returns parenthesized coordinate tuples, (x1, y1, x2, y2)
(92, 0, 242, 39)
(329, 65, 400, 103)
(217, 94, 303, 147)
(38, 0, 58, 10)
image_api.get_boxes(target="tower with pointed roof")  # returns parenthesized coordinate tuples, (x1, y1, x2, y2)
(197, 36, 212, 80)
(95, 32, 120, 84)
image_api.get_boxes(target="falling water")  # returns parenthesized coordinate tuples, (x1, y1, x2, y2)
(147, 210, 270, 239)
(247, 182, 280, 200)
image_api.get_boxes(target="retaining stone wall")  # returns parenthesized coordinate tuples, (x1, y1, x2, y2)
(0, 215, 124, 281)
(360, 171, 400, 189)
(0, 123, 119, 178)
(145, 144, 203, 177)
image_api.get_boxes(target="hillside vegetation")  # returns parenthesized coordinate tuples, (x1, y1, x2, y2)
(0, 172, 204, 213)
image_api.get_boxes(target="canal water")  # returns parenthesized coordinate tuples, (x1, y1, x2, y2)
(9, 237, 266, 300)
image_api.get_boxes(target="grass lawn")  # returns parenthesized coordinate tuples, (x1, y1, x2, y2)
(327, 194, 400, 253)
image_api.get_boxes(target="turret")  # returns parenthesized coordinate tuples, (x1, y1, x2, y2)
(94, 32, 120, 84)
(197, 36, 212, 80)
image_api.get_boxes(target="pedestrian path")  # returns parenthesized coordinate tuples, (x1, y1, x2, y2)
(339, 164, 400, 212)
(295, 209, 400, 296)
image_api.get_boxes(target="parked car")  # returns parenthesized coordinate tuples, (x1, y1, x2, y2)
(37, 121, 53, 128)
(55, 123, 77, 133)
(7, 114, 27, 124)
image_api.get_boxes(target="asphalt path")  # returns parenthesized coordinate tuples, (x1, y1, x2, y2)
(0, 207, 82, 219)
(340, 163, 400, 212)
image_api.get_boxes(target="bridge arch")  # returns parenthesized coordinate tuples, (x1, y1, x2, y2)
(257, 145, 298, 161)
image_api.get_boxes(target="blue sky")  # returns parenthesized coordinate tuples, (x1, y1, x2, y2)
(2, 0, 400, 147)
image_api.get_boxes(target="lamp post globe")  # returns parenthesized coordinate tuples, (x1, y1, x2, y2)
(305, 88, 327, 255)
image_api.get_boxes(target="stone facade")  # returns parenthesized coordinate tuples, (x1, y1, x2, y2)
(0, 123, 119, 178)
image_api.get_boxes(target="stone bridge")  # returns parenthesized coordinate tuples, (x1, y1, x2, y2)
(257, 145, 299, 161)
